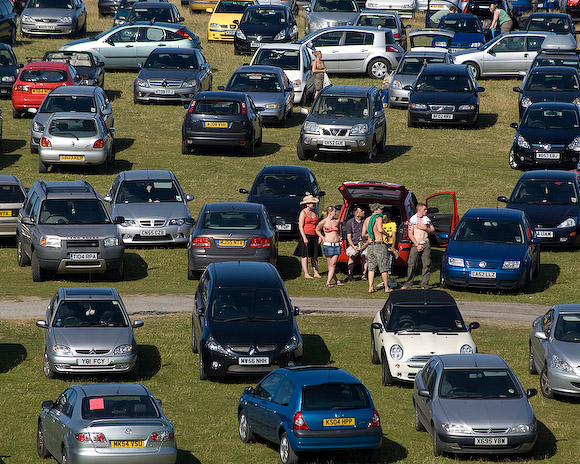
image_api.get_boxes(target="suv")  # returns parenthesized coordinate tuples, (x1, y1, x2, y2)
(16, 180, 125, 282)
(297, 85, 386, 162)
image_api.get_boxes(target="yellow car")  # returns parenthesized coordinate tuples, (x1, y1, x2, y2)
(207, 0, 255, 41)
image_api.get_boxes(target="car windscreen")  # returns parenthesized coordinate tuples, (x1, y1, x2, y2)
(40, 95, 97, 113)
(533, 57, 580, 70)
(242, 8, 286, 25)
(145, 51, 199, 69)
(116, 180, 182, 203)
(452, 218, 525, 244)
(356, 14, 397, 29)
(313, 0, 358, 13)
(415, 73, 473, 92)
(0, 50, 14, 66)
(253, 49, 299, 70)
(386, 305, 467, 332)
(202, 211, 261, 229)
(129, 7, 173, 22)
(439, 369, 521, 399)
(398, 57, 446, 75)
(522, 107, 579, 130)
(119, 0, 138, 8)
(49, 118, 97, 137)
(311, 96, 369, 117)
(215, 0, 253, 13)
(251, 174, 309, 197)
(554, 314, 580, 342)
(39, 199, 111, 224)
(525, 71, 579, 92)
(20, 69, 68, 83)
(193, 99, 241, 114)
(52, 300, 129, 327)
(227, 72, 282, 92)
(27, 0, 72, 8)
(0, 185, 25, 202)
(509, 179, 578, 205)
(82, 395, 159, 420)
(302, 383, 370, 410)
(439, 17, 482, 33)
(210, 288, 290, 321)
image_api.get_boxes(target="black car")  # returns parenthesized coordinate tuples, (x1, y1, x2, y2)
(192, 261, 303, 380)
(467, 0, 520, 27)
(566, 0, 580, 22)
(514, 67, 580, 119)
(0, 0, 17, 45)
(0, 43, 20, 97)
(98, 0, 121, 16)
(234, 4, 298, 55)
(523, 12, 575, 35)
(407, 64, 485, 128)
(42, 50, 105, 88)
(498, 170, 580, 248)
(240, 165, 325, 235)
(509, 102, 580, 170)
(530, 50, 580, 73)
(182, 91, 263, 155)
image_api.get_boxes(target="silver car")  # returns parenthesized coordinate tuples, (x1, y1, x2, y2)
(414, 353, 538, 457)
(304, 0, 360, 35)
(0, 174, 26, 237)
(20, 0, 87, 37)
(38, 113, 115, 173)
(37, 383, 177, 464)
(529, 304, 580, 399)
(105, 170, 195, 245)
(36, 287, 143, 378)
(355, 9, 406, 49)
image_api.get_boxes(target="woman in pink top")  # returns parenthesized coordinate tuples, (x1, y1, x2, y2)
(294, 195, 321, 278)
(316, 206, 343, 287)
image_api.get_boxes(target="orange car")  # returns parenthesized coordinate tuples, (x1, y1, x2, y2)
(12, 61, 81, 118)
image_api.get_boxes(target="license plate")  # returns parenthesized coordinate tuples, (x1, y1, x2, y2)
(470, 270, 496, 278)
(78, 358, 109, 365)
(323, 139, 346, 146)
(217, 239, 244, 247)
(154, 89, 175, 95)
(431, 4, 445, 7)
(32, 88, 50, 94)
(0, 210, 12, 217)
(204, 121, 228, 128)
(70, 253, 98, 260)
(38, 24, 56, 29)
(239, 357, 269, 365)
(536, 230, 554, 238)
(276, 223, 291, 231)
(250, 41, 263, 48)
(475, 437, 507, 445)
(225, 30, 235, 35)
(140, 229, 166, 236)
(432, 113, 453, 120)
(111, 440, 144, 448)
(323, 418, 355, 427)
(536, 152, 560, 160)
(60, 155, 84, 161)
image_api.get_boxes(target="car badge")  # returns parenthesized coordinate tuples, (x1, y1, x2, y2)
(125, 428, 133, 434)
(257, 35, 262, 42)
(334, 412, 344, 418)
(542, 144, 551, 151)
(478, 261, 487, 268)
(249, 347, 256, 355)
(162, 79, 167, 87)
(89, 349, 96, 354)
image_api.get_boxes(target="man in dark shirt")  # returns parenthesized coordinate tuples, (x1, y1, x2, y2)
(345, 205, 368, 282)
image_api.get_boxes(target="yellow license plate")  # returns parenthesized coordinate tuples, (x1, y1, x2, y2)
(204, 121, 228, 128)
(110, 440, 144, 448)
(0, 210, 12, 217)
(217, 240, 244, 247)
(323, 418, 355, 427)
(31, 88, 50, 94)
(60, 155, 85, 161)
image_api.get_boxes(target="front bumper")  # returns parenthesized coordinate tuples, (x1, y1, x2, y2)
(234, 37, 290, 55)
(547, 367, 580, 396)
(534, 227, 580, 247)
(299, 133, 373, 155)
(35, 245, 124, 274)
(388, 358, 429, 383)
(409, 108, 478, 126)
(134, 85, 198, 104)
(260, 107, 285, 124)
(117, 223, 192, 245)
(208, 27, 237, 41)
(291, 427, 382, 452)
(47, 352, 137, 374)
(388, 88, 409, 108)
(21, 23, 75, 36)
(442, 265, 527, 290)
(38, 148, 108, 166)
(511, 145, 580, 169)
(436, 430, 537, 455)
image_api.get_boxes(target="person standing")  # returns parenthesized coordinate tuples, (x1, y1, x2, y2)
(429, 5, 457, 27)
(312, 50, 327, 99)
(345, 206, 368, 282)
(490, 3, 512, 35)
(380, 210, 399, 289)
(316, 206, 343, 287)
(362, 203, 390, 293)
(402, 203, 435, 290)
(294, 195, 322, 279)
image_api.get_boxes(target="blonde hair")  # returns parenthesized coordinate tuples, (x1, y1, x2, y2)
(324, 206, 336, 218)
(489, 3, 497, 11)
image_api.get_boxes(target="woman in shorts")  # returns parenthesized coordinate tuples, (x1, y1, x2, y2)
(316, 206, 343, 287)
(294, 195, 322, 278)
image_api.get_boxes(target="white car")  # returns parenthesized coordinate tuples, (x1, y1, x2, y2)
(370, 289, 479, 386)
(364, 0, 415, 19)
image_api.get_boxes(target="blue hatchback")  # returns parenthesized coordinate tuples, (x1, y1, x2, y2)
(238, 366, 382, 464)
(437, 13, 487, 52)
(440, 208, 540, 291)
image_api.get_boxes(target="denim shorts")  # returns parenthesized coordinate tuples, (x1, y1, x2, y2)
(323, 244, 341, 256)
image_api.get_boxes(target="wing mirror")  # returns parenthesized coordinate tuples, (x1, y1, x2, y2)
(497, 196, 508, 203)
(185, 194, 194, 202)
(510, 122, 518, 129)
(244, 386, 255, 395)
(294, 306, 300, 316)
(418, 389, 430, 398)
(239, 188, 249, 194)
(468, 321, 480, 331)
(534, 331, 547, 340)
(477, 86, 485, 92)
(196, 306, 205, 316)
(371, 322, 383, 332)
(113, 216, 125, 224)
(300, 107, 309, 115)
(526, 388, 537, 398)
(513, 87, 523, 93)
(42, 400, 54, 409)
(403, 85, 413, 91)
(36, 320, 48, 329)
(132, 320, 144, 328)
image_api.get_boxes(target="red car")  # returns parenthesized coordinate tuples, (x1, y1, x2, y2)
(336, 180, 459, 266)
(12, 61, 81, 118)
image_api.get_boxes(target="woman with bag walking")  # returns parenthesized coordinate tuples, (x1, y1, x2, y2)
(312, 50, 327, 99)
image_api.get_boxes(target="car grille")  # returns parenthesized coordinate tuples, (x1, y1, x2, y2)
(429, 104, 455, 112)
(472, 427, 509, 434)
(133, 234, 172, 241)
(35, 18, 58, 23)
(465, 260, 501, 269)
(531, 143, 566, 152)
(230, 345, 277, 353)
(76, 349, 110, 355)
(406, 355, 432, 363)
(322, 128, 348, 136)
(66, 240, 99, 248)
(147, 79, 184, 89)
(248, 35, 274, 40)
(138, 219, 166, 227)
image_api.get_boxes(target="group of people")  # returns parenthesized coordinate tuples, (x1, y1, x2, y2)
(429, 3, 513, 35)
(294, 195, 436, 292)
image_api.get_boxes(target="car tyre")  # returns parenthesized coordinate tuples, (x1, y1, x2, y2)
(528, 343, 538, 375)
(61, 446, 68, 464)
(12, 108, 21, 119)
(297, 141, 307, 160)
(31, 144, 38, 154)
(191, 326, 198, 353)
(439, 271, 446, 288)
(370, 331, 380, 365)
(378, 130, 386, 154)
(540, 364, 555, 399)
(243, 134, 255, 155)
(465, 62, 480, 79)
(37, 422, 51, 458)
(367, 58, 390, 80)
(364, 139, 378, 162)
(414, 402, 425, 432)
(181, 138, 192, 155)
(17, 237, 30, 266)
(43, 352, 55, 379)
(199, 353, 207, 380)
(238, 410, 255, 443)
(381, 350, 394, 386)
(508, 148, 521, 170)
(10, 26, 16, 46)
(31, 251, 45, 282)
(407, 114, 416, 128)
(38, 158, 48, 173)
(432, 425, 442, 457)
(279, 432, 299, 464)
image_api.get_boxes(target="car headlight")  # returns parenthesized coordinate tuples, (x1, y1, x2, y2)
(442, 423, 473, 434)
(265, 103, 282, 109)
(104, 237, 121, 247)
(235, 29, 246, 40)
(460, 344, 474, 354)
(169, 218, 193, 226)
(32, 121, 45, 132)
(40, 236, 61, 248)
(293, 79, 301, 88)
(21, 15, 33, 22)
(458, 104, 475, 111)
(182, 80, 197, 88)
(350, 124, 369, 135)
(573, 97, 580, 108)
(136, 78, 149, 88)
(57, 16, 73, 24)
(389, 344, 403, 360)
(568, 137, 580, 151)
(281, 335, 299, 353)
(391, 80, 402, 90)
(410, 103, 427, 110)
(470, 42, 483, 48)
(303, 121, 319, 134)
(53, 344, 72, 355)
(206, 336, 228, 354)
(274, 30, 286, 41)
(552, 354, 575, 374)
(509, 423, 534, 434)
(1, 75, 15, 83)
(120, 219, 135, 227)
(502, 260, 521, 269)
(309, 21, 321, 31)
(521, 97, 532, 108)
(113, 344, 133, 354)
(517, 135, 530, 149)
(210, 23, 222, 29)
(366, 1, 379, 7)
(558, 217, 576, 228)
(447, 257, 464, 267)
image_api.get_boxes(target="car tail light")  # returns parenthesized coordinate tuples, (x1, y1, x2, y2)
(386, 46, 400, 54)
(76, 432, 106, 442)
(93, 139, 104, 148)
(293, 411, 309, 430)
(41, 137, 51, 147)
(569, 0, 579, 5)
(368, 408, 380, 428)
(393, 33, 400, 39)
(188, 99, 196, 114)
(176, 27, 193, 40)
(14, 84, 29, 91)
(150, 431, 174, 442)
(250, 237, 271, 248)
(241, 101, 247, 116)
(191, 236, 211, 247)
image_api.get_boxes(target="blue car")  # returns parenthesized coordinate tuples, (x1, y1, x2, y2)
(498, 170, 580, 248)
(440, 208, 540, 291)
(437, 13, 487, 52)
(238, 366, 382, 464)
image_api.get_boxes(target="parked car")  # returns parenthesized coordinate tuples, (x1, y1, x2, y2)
(187, 202, 278, 278)
(371, 289, 479, 386)
(297, 26, 404, 79)
(36, 287, 143, 378)
(16, 180, 125, 282)
(113, 0, 168, 24)
(523, 12, 575, 35)
(437, 13, 487, 52)
(0, 174, 26, 237)
(529, 304, 580, 399)
(249, 43, 314, 105)
(233, 4, 298, 55)
(407, 64, 484, 127)
(181, 90, 263, 155)
(37, 383, 177, 463)
(127, 1, 184, 23)
(354, 9, 406, 49)
(238, 366, 382, 463)
(59, 22, 201, 70)
(192, 261, 302, 379)
(417, 0, 464, 12)
(105, 170, 195, 246)
(0, 0, 17, 45)
(207, 0, 255, 42)
(408, 27, 454, 51)
(364, 0, 415, 19)
(42, 50, 106, 87)
(0, 43, 21, 97)
(12, 61, 81, 119)
(508, 102, 580, 170)
(304, 0, 360, 35)
(530, 49, 580, 73)
(20, 0, 87, 37)
(498, 170, 580, 248)
(566, 0, 580, 22)
(297, 85, 386, 161)
(440, 207, 540, 291)
(98, 0, 122, 16)
(134, 48, 212, 104)
(189, 0, 217, 13)
(467, 0, 518, 25)
(413, 354, 538, 457)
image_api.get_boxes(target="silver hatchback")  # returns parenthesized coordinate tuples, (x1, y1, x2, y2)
(0, 174, 26, 237)
(20, 0, 87, 37)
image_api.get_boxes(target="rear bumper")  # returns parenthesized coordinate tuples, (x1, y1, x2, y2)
(292, 427, 382, 451)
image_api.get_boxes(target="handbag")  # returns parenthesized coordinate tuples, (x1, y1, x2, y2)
(323, 72, 331, 88)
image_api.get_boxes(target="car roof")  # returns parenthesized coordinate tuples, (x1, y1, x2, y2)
(441, 13, 479, 20)
(528, 12, 570, 19)
(49, 112, 102, 121)
(552, 303, 580, 313)
(23, 61, 70, 70)
(203, 201, 264, 212)
(35, 180, 97, 199)
(77, 383, 151, 396)
(308, 26, 385, 34)
(529, 65, 578, 74)
(47, 85, 100, 96)
(320, 85, 374, 97)
(518, 169, 579, 181)
(463, 207, 525, 221)
(234, 65, 283, 74)
(275, 366, 362, 385)
(0, 174, 23, 186)
(258, 165, 312, 175)
(420, 63, 468, 75)
(535, 51, 579, 59)
(502, 30, 552, 37)
(385, 289, 457, 306)
(246, 3, 288, 9)
(208, 261, 281, 287)
(195, 91, 246, 101)
(119, 170, 176, 181)
(60, 287, 119, 300)
(150, 47, 198, 55)
(0, 43, 14, 52)
(132, 1, 173, 6)
(359, 9, 398, 16)
(436, 353, 509, 369)
(409, 28, 455, 38)
(253, 43, 305, 51)
(117, 21, 184, 30)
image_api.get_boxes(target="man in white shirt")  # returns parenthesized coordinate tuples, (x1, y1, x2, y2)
(402, 203, 435, 289)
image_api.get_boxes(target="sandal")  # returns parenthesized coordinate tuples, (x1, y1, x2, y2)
(336, 281, 344, 286)
(326, 283, 334, 288)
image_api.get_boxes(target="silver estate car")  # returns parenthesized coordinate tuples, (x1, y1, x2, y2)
(413, 354, 538, 457)
(37, 383, 177, 464)
(36, 287, 143, 378)
(0, 174, 26, 237)
(20, 0, 87, 37)
(105, 170, 195, 245)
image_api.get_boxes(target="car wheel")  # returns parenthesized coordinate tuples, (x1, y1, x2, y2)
(61, 446, 68, 464)
(12, 108, 21, 119)
(364, 139, 378, 162)
(370, 331, 380, 365)
(378, 131, 386, 154)
(508, 148, 521, 170)
(407, 114, 416, 128)
(280, 109, 287, 127)
(540, 364, 555, 399)
(31, 144, 38, 154)
(181, 137, 192, 155)
(37, 422, 51, 458)
(297, 141, 307, 160)
(367, 58, 390, 80)
(439, 271, 446, 288)
(17, 237, 30, 267)
(243, 134, 255, 155)
(133, 94, 139, 105)
(279, 432, 299, 464)
(199, 353, 207, 380)
(10, 26, 16, 46)
(524, 264, 534, 292)
(528, 343, 538, 375)
(414, 402, 425, 432)
(43, 352, 55, 379)
(432, 425, 442, 457)
(238, 410, 255, 443)
(38, 158, 48, 173)
(465, 62, 480, 79)
(80, 20, 86, 35)
(31, 251, 45, 282)
(381, 350, 394, 386)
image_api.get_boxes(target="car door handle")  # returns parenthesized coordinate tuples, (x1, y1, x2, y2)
(125, 45, 133, 48)
(524, 53, 528, 57)
(158, 43, 166, 46)
(361, 48, 368, 52)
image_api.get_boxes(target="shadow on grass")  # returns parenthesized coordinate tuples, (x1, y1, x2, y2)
(190, 142, 281, 157)
(114, 137, 135, 153)
(302, 334, 331, 364)
(0, 236, 16, 249)
(177, 449, 201, 464)
(474, 113, 498, 130)
(313, 145, 412, 164)
(100, 158, 134, 174)
(105, 89, 122, 101)
(0, 151, 23, 170)
(134, 344, 161, 380)
(0, 344, 27, 373)
(277, 254, 302, 281)
(280, 112, 307, 128)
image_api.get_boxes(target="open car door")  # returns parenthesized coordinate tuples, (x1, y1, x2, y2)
(426, 191, 459, 247)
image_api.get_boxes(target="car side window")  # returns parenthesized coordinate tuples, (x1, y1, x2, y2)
(30, 196, 41, 222)
(48, 295, 58, 322)
(109, 27, 138, 43)
(491, 36, 524, 53)
(255, 373, 282, 401)
(273, 377, 295, 406)
(54, 389, 76, 418)
(426, 361, 440, 393)
(23, 191, 37, 217)
(421, 358, 437, 386)
(374, 95, 382, 114)
(344, 31, 366, 46)
(312, 31, 342, 47)
(527, 36, 544, 52)
(138, 27, 166, 42)
(542, 308, 554, 334)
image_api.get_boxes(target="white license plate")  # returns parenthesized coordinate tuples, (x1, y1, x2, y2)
(470, 270, 496, 278)
(475, 437, 507, 445)
(225, 30, 235, 35)
(70, 253, 98, 260)
(536, 230, 554, 238)
(140, 229, 166, 236)
(250, 41, 263, 48)
(536, 152, 560, 160)
(154, 89, 175, 95)
(38, 24, 56, 29)
(276, 223, 291, 231)
(239, 357, 269, 365)
(78, 358, 109, 365)
(323, 139, 346, 146)
(432, 113, 453, 120)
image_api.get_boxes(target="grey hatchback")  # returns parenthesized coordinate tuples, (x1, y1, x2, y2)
(20, 0, 87, 37)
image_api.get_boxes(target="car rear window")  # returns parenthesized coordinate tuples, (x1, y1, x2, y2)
(39, 199, 110, 225)
(356, 14, 397, 29)
(44, 52, 94, 68)
(228, 72, 282, 92)
(313, 0, 358, 13)
(52, 300, 128, 327)
(311, 96, 369, 117)
(129, 7, 173, 22)
(202, 211, 260, 229)
(302, 383, 370, 410)
(0, 185, 25, 202)
(49, 118, 97, 137)
(193, 100, 241, 115)
(82, 395, 159, 420)
(399, 57, 446, 75)
(20, 69, 68, 83)
(253, 49, 300, 70)
(41, 95, 97, 114)
(439, 17, 482, 33)
(386, 305, 467, 332)
(439, 369, 520, 399)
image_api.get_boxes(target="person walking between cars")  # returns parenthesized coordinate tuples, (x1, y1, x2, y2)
(490, 4, 512, 35)
(345, 205, 368, 282)
(380, 210, 399, 289)
(294, 195, 322, 279)
(402, 203, 435, 290)
(312, 50, 327, 99)
(316, 206, 343, 287)
(362, 203, 390, 293)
